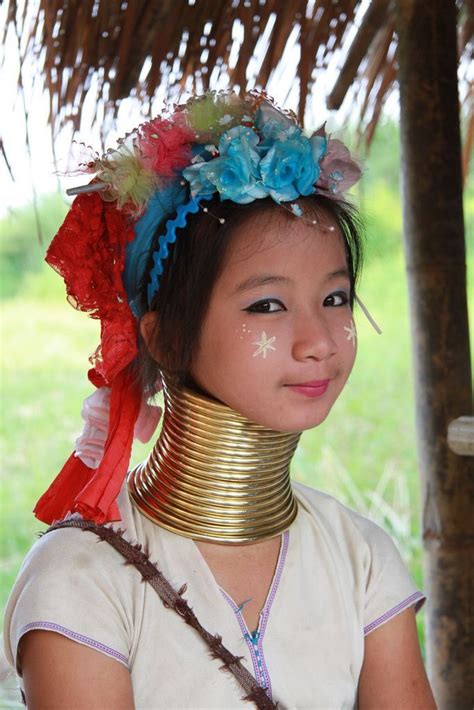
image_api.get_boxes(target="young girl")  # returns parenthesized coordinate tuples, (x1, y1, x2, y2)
(4, 91, 435, 709)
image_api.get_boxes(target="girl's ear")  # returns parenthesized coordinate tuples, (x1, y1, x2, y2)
(140, 311, 161, 361)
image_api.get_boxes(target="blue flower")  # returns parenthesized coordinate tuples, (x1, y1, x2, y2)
(254, 103, 294, 142)
(259, 128, 320, 202)
(182, 147, 216, 197)
(183, 121, 328, 205)
(184, 126, 267, 203)
(219, 125, 260, 159)
(182, 162, 215, 197)
(310, 134, 327, 167)
(259, 119, 292, 147)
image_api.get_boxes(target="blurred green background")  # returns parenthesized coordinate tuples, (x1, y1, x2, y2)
(1, 120, 473, 669)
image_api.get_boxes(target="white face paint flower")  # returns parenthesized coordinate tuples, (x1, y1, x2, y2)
(344, 320, 357, 347)
(252, 331, 277, 359)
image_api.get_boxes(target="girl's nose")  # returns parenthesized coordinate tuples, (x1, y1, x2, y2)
(291, 315, 337, 362)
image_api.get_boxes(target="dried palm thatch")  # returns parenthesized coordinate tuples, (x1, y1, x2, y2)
(3, 0, 473, 162)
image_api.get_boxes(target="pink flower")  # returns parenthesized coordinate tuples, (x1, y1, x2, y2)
(137, 118, 194, 177)
(318, 139, 361, 195)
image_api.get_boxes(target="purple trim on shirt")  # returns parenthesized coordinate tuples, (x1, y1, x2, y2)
(363, 591, 426, 636)
(219, 529, 290, 699)
(19, 621, 128, 666)
(256, 529, 289, 696)
(220, 587, 263, 683)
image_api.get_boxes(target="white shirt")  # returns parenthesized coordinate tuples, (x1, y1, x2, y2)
(4, 480, 425, 709)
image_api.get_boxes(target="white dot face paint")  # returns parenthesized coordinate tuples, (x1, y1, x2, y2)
(343, 320, 357, 348)
(237, 323, 253, 341)
(252, 331, 277, 359)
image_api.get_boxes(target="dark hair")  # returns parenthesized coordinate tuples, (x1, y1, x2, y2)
(136, 194, 364, 391)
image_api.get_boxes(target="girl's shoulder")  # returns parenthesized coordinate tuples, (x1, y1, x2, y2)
(14, 482, 142, 578)
(291, 478, 410, 570)
(291, 479, 425, 624)
(292, 478, 385, 532)
(3, 484, 146, 672)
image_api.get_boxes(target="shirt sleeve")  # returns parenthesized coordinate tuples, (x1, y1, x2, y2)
(352, 514, 426, 635)
(3, 525, 142, 673)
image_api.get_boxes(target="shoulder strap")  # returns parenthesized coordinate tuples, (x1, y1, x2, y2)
(44, 519, 278, 710)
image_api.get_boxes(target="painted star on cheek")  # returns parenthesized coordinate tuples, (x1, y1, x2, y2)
(252, 331, 277, 359)
(344, 320, 357, 347)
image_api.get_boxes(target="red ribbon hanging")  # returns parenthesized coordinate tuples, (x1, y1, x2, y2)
(34, 192, 142, 524)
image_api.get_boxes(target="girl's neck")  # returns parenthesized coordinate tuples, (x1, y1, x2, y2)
(128, 378, 301, 544)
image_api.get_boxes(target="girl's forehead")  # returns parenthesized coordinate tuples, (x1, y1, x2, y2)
(222, 212, 346, 276)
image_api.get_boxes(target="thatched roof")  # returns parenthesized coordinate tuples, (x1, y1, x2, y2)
(4, 0, 473, 158)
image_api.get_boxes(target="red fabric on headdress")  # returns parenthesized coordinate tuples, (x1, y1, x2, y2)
(138, 118, 194, 176)
(45, 191, 138, 384)
(34, 368, 142, 524)
(34, 191, 143, 524)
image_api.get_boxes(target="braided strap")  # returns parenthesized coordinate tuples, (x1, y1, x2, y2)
(147, 194, 213, 306)
(44, 518, 278, 709)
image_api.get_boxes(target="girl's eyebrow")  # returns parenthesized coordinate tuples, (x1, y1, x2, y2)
(233, 274, 290, 294)
(234, 267, 350, 294)
(325, 267, 351, 282)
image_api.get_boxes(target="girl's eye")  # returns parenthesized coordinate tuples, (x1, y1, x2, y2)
(324, 291, 350, 307)
(244, 299, 286, 314)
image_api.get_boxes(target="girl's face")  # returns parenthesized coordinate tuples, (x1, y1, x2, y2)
(189, 211, 357, 433)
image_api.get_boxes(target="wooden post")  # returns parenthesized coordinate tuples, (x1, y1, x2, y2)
(395, 1, 473, 707)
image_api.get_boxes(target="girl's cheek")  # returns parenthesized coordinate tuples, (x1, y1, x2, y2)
(234, 323, 281, 363)
(232, 324, 257, 363)
(341, 318, 358, 369)
(234, 322, 254, 342)
(342, 318, 357, 350)
(250, 329, 278, 361)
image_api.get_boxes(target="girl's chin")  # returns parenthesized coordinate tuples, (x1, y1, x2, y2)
(268, 416, 330, 434)
(240, 407, 332, 433)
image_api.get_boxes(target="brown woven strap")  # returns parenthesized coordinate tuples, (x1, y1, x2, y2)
(44, 519, 278, 710)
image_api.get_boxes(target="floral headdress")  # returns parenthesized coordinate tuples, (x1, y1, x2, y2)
(35, 91, 362, 526)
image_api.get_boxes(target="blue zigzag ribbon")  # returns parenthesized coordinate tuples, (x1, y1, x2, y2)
(147, 194, 213, 306)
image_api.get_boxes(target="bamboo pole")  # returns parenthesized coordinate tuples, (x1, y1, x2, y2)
(395, 1, 473, 707)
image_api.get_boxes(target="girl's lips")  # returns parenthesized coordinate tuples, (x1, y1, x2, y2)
(286, 380, 330, 397)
